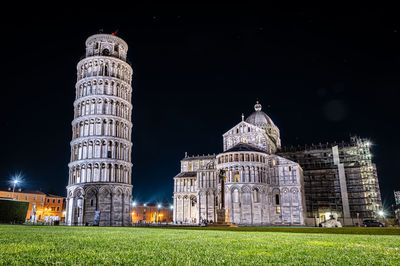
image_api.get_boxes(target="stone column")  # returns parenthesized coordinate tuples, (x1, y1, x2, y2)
(188, 197, 192, 222)
(226, 187, 233, 222)
(181, 196, 185, 223)
(173, 196, 177, 223)
(197, 193, 200, 224)
(255, 168, 259, 183)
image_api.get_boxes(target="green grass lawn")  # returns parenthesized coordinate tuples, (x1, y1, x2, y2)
(162, 226, 400, 235)
(0, 225, 399, 265)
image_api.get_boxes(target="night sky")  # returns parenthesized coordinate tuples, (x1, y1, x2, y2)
(1, 10, 399, 208)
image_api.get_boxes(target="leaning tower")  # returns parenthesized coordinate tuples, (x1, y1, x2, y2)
(65, 34, 133, 226)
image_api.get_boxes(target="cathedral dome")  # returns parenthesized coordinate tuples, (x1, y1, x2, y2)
(245, 101, 275, 127)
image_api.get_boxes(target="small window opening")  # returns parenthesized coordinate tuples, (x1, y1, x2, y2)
(275, 194, 280, 205)
(102, 49, 110, 56)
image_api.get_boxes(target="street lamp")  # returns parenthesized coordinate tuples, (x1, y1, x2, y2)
(378, 210, 385, 227)
(170, 205, 173, 210)
(11, 178, 20, 200)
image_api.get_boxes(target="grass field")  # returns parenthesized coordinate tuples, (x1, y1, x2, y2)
(0, 225, 399, 265)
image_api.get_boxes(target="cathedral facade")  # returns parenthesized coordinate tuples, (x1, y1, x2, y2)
(173, 102, 307, 226)
(65, 34, 133, 226)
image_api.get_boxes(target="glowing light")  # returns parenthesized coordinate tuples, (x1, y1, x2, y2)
(11, 173, 22, 186)
(10, 174, 23, 199)
(132, 201, 137, 207)
(157, 204, 161, 208)
(144, 203, 147, 207)
(170, 205, 173, 210)
(378, 210, 384, 217)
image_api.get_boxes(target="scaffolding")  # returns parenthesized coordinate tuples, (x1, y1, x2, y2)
(278, 136, 382, 222)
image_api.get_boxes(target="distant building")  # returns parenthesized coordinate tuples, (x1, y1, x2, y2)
(43, 194, 67, 222)
(0, 188, 66, 222)
(394, 191, 400, 225)
(395, 191, 400, 205)
(131, 203, 173, 224)
(172, 102, 383, 226)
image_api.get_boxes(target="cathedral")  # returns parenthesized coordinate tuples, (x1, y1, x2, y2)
(173, 102, 307, 226)
(173, 102, 382, 226)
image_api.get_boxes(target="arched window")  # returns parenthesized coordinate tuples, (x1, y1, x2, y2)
(234, 173, 240, 183)
(105, 64, 109, 76)
(253, 188, 260, 203)
(191, 197, 196, 207)
(102, 49, 110, 56)
(275, 194, 280, 205)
